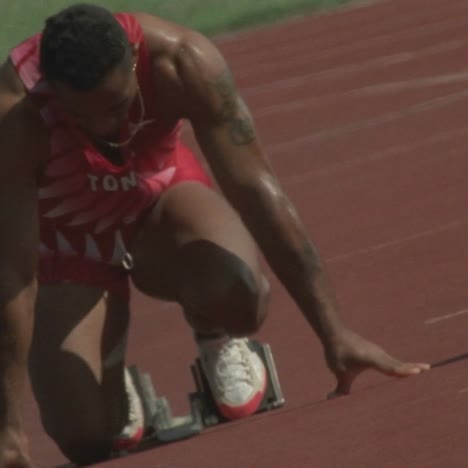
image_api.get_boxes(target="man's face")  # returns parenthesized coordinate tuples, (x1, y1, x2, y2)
(52, 56, 139, 141)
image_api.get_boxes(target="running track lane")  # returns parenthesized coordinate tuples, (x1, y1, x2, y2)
(22, 0, 468, 466)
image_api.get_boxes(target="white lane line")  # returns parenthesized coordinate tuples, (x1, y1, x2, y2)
(267, 88, 468, 155)
(215, 0, 392, 47)
(282, 126, 468, 186)
(241, 16, 468, 93)
(238, 13, 467, 87)
(254, 67, 468, 119)
(425, 309, 468, 326)
(327, 220, 467, 264)
(243, 40, 464, 94)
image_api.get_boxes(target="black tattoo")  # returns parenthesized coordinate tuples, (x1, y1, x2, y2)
(213, 69, 255, 146)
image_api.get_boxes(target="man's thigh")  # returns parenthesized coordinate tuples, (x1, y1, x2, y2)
(130, 181, 262, 298)
(129, 181, 269, 334)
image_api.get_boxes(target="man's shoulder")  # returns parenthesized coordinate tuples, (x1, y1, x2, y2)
(121, 12, 224, 124)
(0, 59, 27, 111)
(134, 12, 222, 74)
(0, 86, 48, 169)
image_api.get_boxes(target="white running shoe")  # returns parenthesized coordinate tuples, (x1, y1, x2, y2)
(112, 368, 145, 452)
(197, 336, 267, 420)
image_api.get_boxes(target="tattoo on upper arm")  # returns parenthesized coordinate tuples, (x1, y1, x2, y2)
(212, 69, 255, 146)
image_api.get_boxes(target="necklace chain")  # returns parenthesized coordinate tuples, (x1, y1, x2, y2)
(99, 87, 155, 149)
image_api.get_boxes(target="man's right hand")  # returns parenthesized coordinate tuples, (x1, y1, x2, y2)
(324, 328, 430, 398)
(0, 428, 34, 468)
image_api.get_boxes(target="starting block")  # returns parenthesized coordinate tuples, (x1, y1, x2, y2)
(127, 340, 284, 445)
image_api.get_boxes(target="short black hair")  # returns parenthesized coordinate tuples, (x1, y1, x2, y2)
(39, 3, 131, 90)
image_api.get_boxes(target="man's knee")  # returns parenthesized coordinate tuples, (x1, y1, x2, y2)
(45, 423, 112, 465)
(38, 396, 112, 465)
(58, 437, 112, 465)
(177, 240, 270, 336)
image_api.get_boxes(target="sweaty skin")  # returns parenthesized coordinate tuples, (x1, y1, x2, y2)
(0, 12, 429, 467)
(135, 13, 429, 378)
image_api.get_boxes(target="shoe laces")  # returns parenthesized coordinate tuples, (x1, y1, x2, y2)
(209, 339, 254, 391)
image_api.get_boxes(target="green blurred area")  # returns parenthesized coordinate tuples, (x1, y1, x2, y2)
(1, 0, 348, 57)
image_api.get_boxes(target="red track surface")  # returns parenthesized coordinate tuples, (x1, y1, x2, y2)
(24, 0, 468, 466)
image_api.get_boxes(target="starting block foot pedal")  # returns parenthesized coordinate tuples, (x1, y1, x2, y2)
(126, 340, 284, 445)
(127, 366, 203, 443)
(191, 340, 285, 427)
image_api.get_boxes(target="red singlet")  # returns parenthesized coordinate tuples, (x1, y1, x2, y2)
(9, 13, 211, 299)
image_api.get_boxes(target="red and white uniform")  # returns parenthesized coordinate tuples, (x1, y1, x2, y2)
(9, 13, 211, 299)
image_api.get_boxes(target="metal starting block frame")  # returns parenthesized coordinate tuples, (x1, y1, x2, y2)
(192, 341, 285, 427)
(127, 340, 285, 444)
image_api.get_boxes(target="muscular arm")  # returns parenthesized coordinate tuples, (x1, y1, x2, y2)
(177, 38, 343, 345)
(141, 18, 429, 393)
(0, 87, 45, 437)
